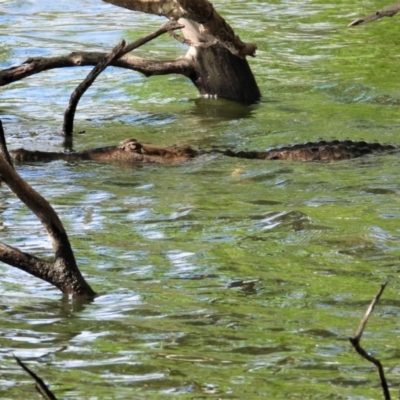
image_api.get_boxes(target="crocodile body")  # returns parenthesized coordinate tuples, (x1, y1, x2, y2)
(222, 140, 396, 162)
(9, 138, 396, 164)
(10, 139, 198, 164)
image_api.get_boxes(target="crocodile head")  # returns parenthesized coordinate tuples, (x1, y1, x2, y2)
(115, 138, 198, 163)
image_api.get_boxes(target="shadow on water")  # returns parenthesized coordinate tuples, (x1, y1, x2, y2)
(188, 97, 257, 124)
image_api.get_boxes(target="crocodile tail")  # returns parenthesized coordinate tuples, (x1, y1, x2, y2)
(10, 149, 77, 162)
(223, 140, 396, 162)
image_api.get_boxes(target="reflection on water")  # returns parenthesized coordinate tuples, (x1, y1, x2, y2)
(1, 0, 400, 399)
(190, 97, 256, 123)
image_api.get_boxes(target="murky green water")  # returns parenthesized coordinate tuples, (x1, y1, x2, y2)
(1, 1, 400, 398)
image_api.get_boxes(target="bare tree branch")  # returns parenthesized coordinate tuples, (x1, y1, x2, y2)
(14, 355, 58, 400)
(0, 4, 259, 102)
(121, 19, 184, 53)
(62, 20, 185, 136)
(104, 0, 185, 18)
(63, 39, 126, 136)
(102, 1, 260, 101)
(0, 54, 193, 87)
(0, 120, 95, 297)
(0, 119, 13, 185)
(349, 283, 391, 400)
(0, 242, 56, 284)
(103, 0, 257, 57)
(0, 19, 191, 88)
(349, 2, 400, 27)
(0, 120, 13, 169)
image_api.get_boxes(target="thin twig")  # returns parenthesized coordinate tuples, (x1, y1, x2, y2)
(14, 355, 58, 400)
(62, 20, 184, 137)
(349, 282, 390, 400)
(168, 30, 218, 49)
(122, 20, 184, 54)
(62, 39, 126, 136)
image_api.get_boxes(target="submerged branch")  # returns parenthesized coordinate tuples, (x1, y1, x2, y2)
(14, 355, 58, 400)
(63, 39, 126, 136)
(0, 120, 95, 297)
(349, 283, 390, 400)
(349, 2, 400, 27)
(62, 20, 185, 136)
(0, 20, 191, 87)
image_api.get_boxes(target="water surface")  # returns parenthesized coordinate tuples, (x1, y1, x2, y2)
(1, 1, 400, 399)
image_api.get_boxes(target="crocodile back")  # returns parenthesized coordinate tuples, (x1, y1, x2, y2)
(223, 140, 396, 162)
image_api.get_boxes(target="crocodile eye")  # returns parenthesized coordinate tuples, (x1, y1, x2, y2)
(127, 142, 142, 154)
(118, 140, 127, 150)
(119, 139, 139, 151)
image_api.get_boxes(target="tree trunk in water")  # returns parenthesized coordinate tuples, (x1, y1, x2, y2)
(0, 1, 261, 103)
(186, 42, 260, 103)
(104, 0, 261, 103)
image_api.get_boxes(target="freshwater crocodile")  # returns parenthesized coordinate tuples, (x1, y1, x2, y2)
(9, 138, 396, 164)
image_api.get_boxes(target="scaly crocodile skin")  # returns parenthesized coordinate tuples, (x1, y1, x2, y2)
(10, 139, 396, 164)
(222, 140, 396, 161)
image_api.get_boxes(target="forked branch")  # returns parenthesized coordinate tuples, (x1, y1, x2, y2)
(349, 283, 390, 400)
(14, 355, 58, 400)
(0, 2, 260, 103)
(103, 0, 257, 57)
(0, 54, 192, 87)
(62, 20, 185, 136)
(0, 121, 95, 297)
(0, 20, 190, 88)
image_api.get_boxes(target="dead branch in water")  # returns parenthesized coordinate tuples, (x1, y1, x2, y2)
(0, 0, 260, 103)
(62, 20, 184, 137)
(103, 0, 257, 58)
(0, 119, 14, 185)
(0, 120, 95, 297)
(349, 2, 400, 27)
(14, 355, 58, 400)
(0, 52, 193, 87)
(349, 282, 391, 400)
(63, 39, 126, 136)
(0, 120, 13, 169)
